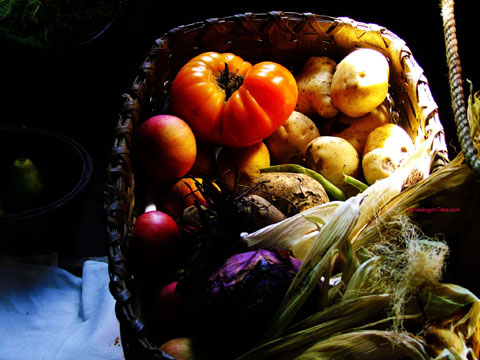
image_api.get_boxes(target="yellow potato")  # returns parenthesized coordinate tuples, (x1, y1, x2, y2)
(264, 111, 320, 165)
(330, 103, 391, 154)
(331, 48, 390, 118)
(363, 123, 414, 157)
(295, 56, 339, 119)
(362, 148, 400, 185)
(362, 123, 415, 185)
(305, 136, 361, 197)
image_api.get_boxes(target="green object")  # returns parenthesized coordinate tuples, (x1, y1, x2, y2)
(5, 157, 46, 211)
(343, 174, 369, 193)
(0, 0, 127, 49)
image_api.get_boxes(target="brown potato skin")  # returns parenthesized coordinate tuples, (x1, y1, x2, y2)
(330, 103, 391, 154)
(295, 56, 339, 119)
(305, 136, 361, 198)
(248, 172, 330, 217)
(264, 111, 320, 165)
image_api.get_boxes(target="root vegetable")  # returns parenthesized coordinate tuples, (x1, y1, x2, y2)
(295, 56, 339, 119)
(260, 164, 346, 201)
(330, 103, 392, 154)
(181, 194, 286, 233)
(362, 148, 401, 185)
(363, 123, 415, 156)
(305, 136, 362, 198)
(330, 49, 390, 118)
(264, 111, 320, 165)
(235, 194, 287, 232)
(362, 124, 416, 185)
(248, 172, 330, 217)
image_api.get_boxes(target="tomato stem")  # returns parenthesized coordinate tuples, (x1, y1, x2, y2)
(217, 63, 244, 101)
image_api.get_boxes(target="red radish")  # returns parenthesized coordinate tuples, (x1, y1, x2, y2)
(151, 281, 187, 334)
(129, 210, 182, 278)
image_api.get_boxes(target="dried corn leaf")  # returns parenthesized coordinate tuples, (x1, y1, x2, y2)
(290, 330, 429, 360)
(342, 256, 381, 301)
(287, 294, 390, 334)
(349, 130, 440, 245)
(351, 153, 476, 249)
(240, 201, 342, 260)
(421, 282, 480, 339)
(259, 197, 361, 342)
(236, 295, 390, 360)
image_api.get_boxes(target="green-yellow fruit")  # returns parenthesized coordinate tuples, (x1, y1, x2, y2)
(5, 157, 46, 211)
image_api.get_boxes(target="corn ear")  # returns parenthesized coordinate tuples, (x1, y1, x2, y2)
(290, 330, 429, 360)
(287, 294, 391, 334)
(342, 256, 380, 301)
(235, 295, 390, 360)
(421, 283, 480, 339)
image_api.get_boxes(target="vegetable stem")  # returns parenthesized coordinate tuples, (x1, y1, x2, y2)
(217, 62, 244, 101)
(260, 164, 347, 201)
(343, 174, 369, 193)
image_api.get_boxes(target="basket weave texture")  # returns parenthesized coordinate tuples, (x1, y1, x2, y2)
(104, 11, 448, 360)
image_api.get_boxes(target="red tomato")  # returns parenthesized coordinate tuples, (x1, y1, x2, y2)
(170, 52, 298, 148)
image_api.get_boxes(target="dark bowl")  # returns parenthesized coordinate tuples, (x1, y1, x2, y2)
(0, 126, 93, 255)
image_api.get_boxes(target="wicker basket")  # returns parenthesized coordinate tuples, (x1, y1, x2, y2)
(104, 12, 449, 360)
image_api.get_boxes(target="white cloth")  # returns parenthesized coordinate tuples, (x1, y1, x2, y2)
(0, 255, 124, 360)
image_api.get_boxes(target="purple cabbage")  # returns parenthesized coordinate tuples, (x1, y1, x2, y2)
(187, 248, 301, 358)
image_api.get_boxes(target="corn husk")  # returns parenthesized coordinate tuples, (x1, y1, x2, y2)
(422, 283, 480, 338)
(259, 196, 361, 342)
(348, 129, 439, 245)
(351, 153, 476, 250)
(287, 330, 430, 360)
(240, 201, 343, 261)
(236, 295, 390, 360)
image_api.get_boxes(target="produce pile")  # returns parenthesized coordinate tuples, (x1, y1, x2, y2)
(127, 49, 480, 360)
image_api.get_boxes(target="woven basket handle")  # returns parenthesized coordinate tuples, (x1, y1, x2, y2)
(441, 0, 480, 178)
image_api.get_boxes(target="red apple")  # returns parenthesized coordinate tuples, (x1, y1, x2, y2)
(159, 337, 199, 360)
(129, 210, 182, 277)
(136, 114, 197, 182)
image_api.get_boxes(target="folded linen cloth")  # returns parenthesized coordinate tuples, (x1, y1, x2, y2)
(0, 254, 124, 360)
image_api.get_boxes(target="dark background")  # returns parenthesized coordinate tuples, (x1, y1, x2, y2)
(1, 1, 477, 259)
